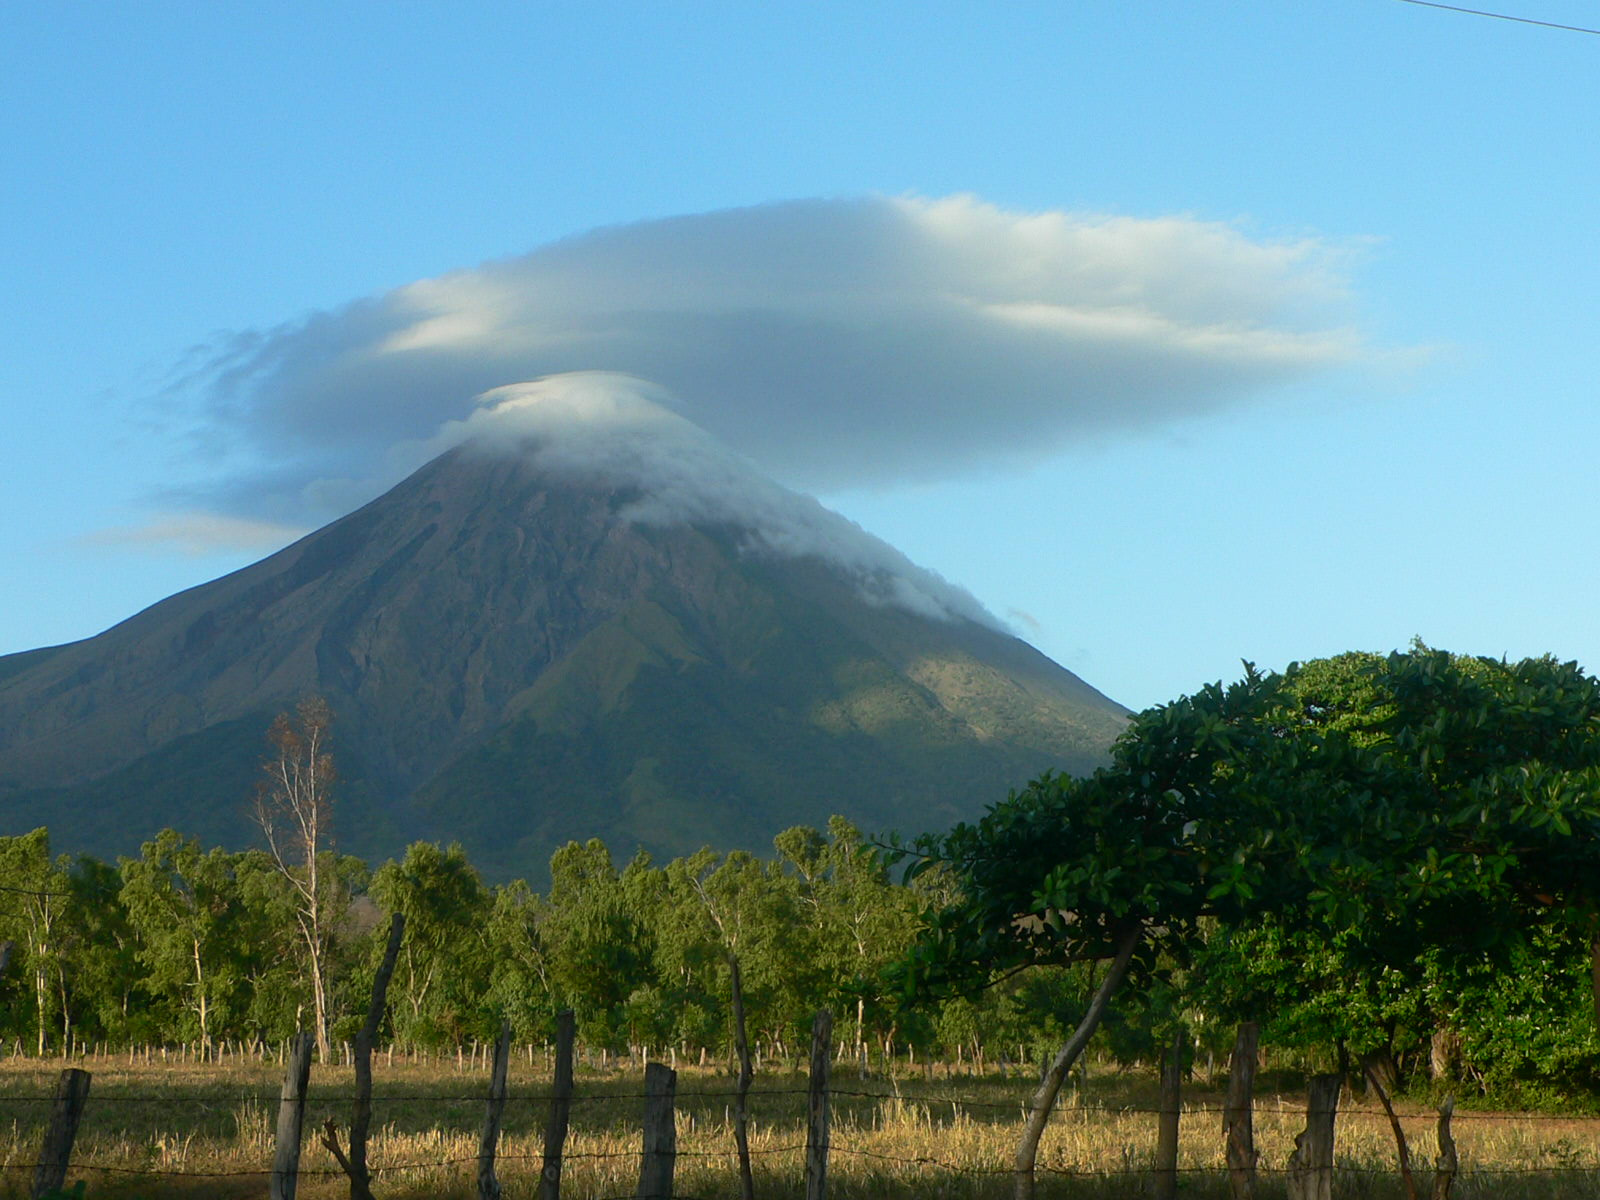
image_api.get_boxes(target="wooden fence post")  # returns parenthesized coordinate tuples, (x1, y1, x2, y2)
(729, 954, 755, 1200)
(477, 1019, 512, 1200)
(1285, 1073, 1341, 1200)
(31, 1067, 90, 1199)
(539, 1010, 576, 1200)
(806, 1010, 834, 1200)
(636, 1061, 677, 1200)
(1154, 1025, 1184, 1200)
(1432, 1097, 1457, 1200)
(1223, 1021, 1259, 1200)
(271, 1032, 315, 1200)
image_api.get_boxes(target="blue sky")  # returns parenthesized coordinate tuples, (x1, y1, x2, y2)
(3, 1, 1597, 711)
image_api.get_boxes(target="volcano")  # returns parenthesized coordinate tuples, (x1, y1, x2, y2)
(0, 423, 1127, 879)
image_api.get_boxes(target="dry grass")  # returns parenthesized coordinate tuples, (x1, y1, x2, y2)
(0, 1051, 1597, 1197)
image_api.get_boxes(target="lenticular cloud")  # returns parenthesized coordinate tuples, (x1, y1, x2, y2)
(170, 193, 1369, 525)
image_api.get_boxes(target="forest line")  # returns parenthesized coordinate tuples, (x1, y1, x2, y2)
(0, 807, 1594, 1104)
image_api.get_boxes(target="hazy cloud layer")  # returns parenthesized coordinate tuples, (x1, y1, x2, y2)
(170, 194, 1369, 525)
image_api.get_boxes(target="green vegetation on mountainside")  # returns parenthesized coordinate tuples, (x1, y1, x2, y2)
(414, 576, 1068, 882)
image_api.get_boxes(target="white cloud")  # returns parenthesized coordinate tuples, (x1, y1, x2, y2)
(167, 193, 1374, 524)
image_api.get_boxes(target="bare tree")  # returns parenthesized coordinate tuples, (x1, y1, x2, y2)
(255, 695, 339, 1061)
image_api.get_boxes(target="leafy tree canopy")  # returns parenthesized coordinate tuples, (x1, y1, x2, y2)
(895, 647, 1600, 1031)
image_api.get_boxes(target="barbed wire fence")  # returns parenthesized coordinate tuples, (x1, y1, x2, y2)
(5, 1018, 1600, 1198)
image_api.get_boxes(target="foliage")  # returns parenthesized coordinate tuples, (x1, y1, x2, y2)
(121, 832, 231, 1045)
(1185, 648, 1600, 1084)
(370, 842, 492, 1048)
(889, 664, 1350, 999)
(0, 829, 73, 1054)
(1, 645, 1598, 1108)
(892, 646, 1600, 1097)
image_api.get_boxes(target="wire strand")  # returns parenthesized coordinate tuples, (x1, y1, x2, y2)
(1396, 0, 1600, 35)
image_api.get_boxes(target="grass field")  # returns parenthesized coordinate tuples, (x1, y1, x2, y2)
(2, 1049, 1599, 1198)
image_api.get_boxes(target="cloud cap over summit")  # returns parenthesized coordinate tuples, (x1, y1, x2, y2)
(433, 372, 1001, 629)
(174, 194, 1373, 526)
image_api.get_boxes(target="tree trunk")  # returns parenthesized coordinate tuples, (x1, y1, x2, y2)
(1013, 925, 1142, 1200)
(307, 925, 331, 1062)
(1361, 1047, 1399, 1096)
(35, 963, 50, 1056)
(1365, 1061, 1420, 1200)
(193, 936, 210, 1052)
(1591, 933, 1600, 1032)
(1428, 1029, 1459, 1081)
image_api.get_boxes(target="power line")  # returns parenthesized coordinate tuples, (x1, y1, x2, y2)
(0, 883, 69, 897)
(1397, 0, 1600, 36)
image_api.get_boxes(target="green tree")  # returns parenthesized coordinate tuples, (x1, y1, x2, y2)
(895, 660, 1442, 1198)
(777, 817, 918, 1057)
(371, 842, 492, 1048)
(483, 879, 558, 1041)
(541, 839, 653, 1048)
(1192, 647, 1600, 1089)
(666, 849, 795, 1046)
(232, 847, 322, 1042)
(61, 855, 144, 1046)
(0, 829, 73, 1054)
(120, 830, 248, 1049)
(899, 646, 1600, 1197)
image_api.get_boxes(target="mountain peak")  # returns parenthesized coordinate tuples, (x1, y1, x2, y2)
(0, 404, 1127, 879)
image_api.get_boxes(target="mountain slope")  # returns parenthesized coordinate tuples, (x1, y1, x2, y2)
(0, 444, 1127, 878)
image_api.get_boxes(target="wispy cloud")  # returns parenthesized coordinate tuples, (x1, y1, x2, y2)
(163, 193, 1374, 524)
(81, 513, 307, 557)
